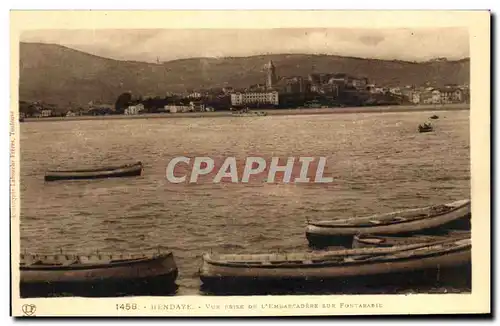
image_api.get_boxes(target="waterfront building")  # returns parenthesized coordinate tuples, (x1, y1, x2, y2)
(230, 91, 279, 107)
(436, 88, 464, 104)
(349, 77, 369, 89)
(125, 103, 145, 115)
(165, 101, 206, 113)
(41, 109, 52, 117)
(165, 105, 191, 113)
(278, 76, 308, 94)
(327, 73, 348, 86)
(389, 87, 402, 95)
(189, 101, 206, 112)
(187, 92, 202, 99)
(411, 92, 421, 104)
(417, 90, 435, 104)
(431, 89, 442, 104)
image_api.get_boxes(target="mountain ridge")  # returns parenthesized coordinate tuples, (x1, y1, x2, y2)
(22, 42, 470, 65)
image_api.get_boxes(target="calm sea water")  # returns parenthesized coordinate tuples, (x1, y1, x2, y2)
(20, 110, 471, 295)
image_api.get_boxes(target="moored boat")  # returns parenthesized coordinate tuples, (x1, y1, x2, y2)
(199, 237, 471, 290)
(352, 230, 471, 249)
(232, 111, 267, 117)
(418, 123, 434, 133)
(306, 199, 471, 248)
(44, 161, 143, 182)
(20, 250, 178, 297)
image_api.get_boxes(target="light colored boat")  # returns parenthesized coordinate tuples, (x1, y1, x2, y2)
(352, 230, 471, 248)
(232, 111, 267, 117)
(199, 237, 470, 286)
(306, 199, 471, 248)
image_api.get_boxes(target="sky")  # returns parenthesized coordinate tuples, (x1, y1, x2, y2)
(20, 28, 469, 63)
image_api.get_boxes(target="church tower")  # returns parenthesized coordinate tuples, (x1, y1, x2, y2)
(266, 60, 277, 90)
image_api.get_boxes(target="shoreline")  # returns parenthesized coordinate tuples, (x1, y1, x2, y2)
(21, 104, 469, 123)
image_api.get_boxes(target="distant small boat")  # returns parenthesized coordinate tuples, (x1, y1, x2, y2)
(232, 111, 267, 117)
(306, 199, 471, 248)
(44, 161, 143, 182)
(418, 123, 434, 133)
(20, 251, 178, 297)
(352, 230, 470, 249)
(199, 236, 471, 287)
(430, 115, 439, 119)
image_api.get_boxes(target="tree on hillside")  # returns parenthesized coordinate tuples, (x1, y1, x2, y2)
(114, 92, 132, 113)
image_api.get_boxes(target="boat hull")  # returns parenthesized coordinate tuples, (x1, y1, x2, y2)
(306, 199, 471, 248)
(20, 252, 178, 297)
(200, 265, 471, 295)
(44, 163, 143, 181)
(20, 270, 178, 297)
(352, 230, 471, 249)
(199, 241, 471, 292)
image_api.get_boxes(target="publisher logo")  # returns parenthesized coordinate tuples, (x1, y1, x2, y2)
(22, 304, 36, 316)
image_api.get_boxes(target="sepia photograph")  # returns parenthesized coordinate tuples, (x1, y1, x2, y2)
(9, 10, 490, 317)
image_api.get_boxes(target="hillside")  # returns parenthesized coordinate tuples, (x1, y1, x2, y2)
(19, 42, 470, 108)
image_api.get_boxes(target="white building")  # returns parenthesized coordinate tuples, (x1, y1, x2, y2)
(411, 93, 421, 104)
(230, 91, 279, 107)
(189, 101, 205, 112)
(41, 109, 52, 117)
(165, 105, 192, 113)
(125, 103, 145, 115)
(431, 90, 442, 104)
(389, 87, 402, 95)
(187, 92, 202, 99)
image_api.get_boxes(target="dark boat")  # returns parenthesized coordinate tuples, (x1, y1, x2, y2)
(419, 123, 434, 133)
(352, 230, 471, 249)
(306, 199, 471, 248)
(20, 251, 178, 297)
(44, 161, 143, 181)
(199, 236, 471, 290)
(430, 115, 439, 119)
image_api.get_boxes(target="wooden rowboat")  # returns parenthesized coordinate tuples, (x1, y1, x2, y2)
(20, 251, 178, 297)
(199, 237, 471, 289)
(44, 161, 143, 181)
(306, 199, 471, 248)
(419, 124, 434, 133)
(352, 230, 471, 249)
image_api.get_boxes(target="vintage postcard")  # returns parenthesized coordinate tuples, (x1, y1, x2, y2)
(10, 10, 490, 317)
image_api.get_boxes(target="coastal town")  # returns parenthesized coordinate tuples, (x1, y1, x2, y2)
(19, 60, 470, 119)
